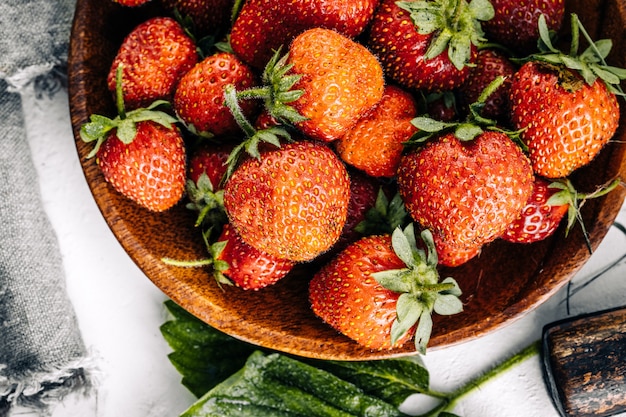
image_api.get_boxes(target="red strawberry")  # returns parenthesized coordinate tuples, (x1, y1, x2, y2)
(457, 48, 516, 121)
(285, 28, 385, 142)
(223, 140, 351, 262)
(113, 0, 151, 6)
(173, 52, 259, 138)
(186, 142, 234, 228)
(336, 85, 419, 178)
(502, 177, 622, 244)
(213, 223, 295, 290)
(482, 0, 565, 55)
(81, 104, 187, 212)
(507, 15, 624, 179)
(332, 170, 380, 252)
(309, 225, 463, 353)
(107, 17, 198, 110)
(188, 142, 234, 187)
(509, 61, 620, 178)
(367, 0, 493, 92)
(425, 92, 459, 122)
(230, 0, 379, 69)
(159, 0, 234, 37)
(501, 177, 569, 243)
(397, 131, 534, 267)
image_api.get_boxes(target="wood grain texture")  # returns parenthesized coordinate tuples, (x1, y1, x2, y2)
(67, 0, 626, 360)
(543, 307, 626, 417)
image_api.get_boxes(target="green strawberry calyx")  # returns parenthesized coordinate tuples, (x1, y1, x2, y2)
(525, 14, 626, 95)
(185, 172, 228, 230)
(548, 177, 622, 253)
(372, 224, 463, 354)
(79, 64, 179, 158)
(396, 0, 494, 70)
(407, 76, 526, 148)
(222, 83, 295, 181)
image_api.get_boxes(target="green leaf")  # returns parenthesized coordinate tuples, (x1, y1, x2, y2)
(160, 300, 257, 397)
(313, 356, 430, 407)
(182, 352, 408, 417)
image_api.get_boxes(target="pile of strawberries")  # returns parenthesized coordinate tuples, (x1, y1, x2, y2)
(82, 0, 624, 353)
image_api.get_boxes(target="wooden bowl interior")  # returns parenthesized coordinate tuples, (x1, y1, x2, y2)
(68, 0, 626, 360)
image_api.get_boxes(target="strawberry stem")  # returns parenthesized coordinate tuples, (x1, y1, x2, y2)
(416, 341, 541, 416)
(115, 64, 127, 120)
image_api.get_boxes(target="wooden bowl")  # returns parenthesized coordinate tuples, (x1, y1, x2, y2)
(68, 0, 626, 360)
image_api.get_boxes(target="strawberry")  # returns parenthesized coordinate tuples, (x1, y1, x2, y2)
(185, 142, 234, 228)
(508, 15, 624, 179)
(223, 140, 351, 262)
(309, 225, 462, 353)
(230, 0, 379, 69)
(501, 177, 569, 244)
(397, 131, 534, 267)
(502, 177, 622, 244)
(107, 17, 198, 110)
(457, 48, 516, 121)
(482, 0, 564, 55)
(113, 0, 151, 6)
(173, 52, 259, 138)
(83, 68, 187, 212)
(336, 85, 419, 178)
(212, 223, 296, 290)
(159, 0, 234, 37)
(424, 92, 459, 122)
(284, 28, 385, 142)
(367, 0, 494, 92)
(188, 142, 233, 187)
(331, 170, 380, 253)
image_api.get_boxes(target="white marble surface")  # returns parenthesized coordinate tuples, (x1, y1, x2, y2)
(15, 84, 626, 417)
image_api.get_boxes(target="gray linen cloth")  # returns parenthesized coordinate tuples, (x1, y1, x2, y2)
(0, 0, 91, 415)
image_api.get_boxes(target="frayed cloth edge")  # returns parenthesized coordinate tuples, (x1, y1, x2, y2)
(0, 355, 97, 411)
(2, 63, 57, 92)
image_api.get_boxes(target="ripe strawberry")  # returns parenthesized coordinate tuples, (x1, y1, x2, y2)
(213, 223, 295, 290)
(501, 177, 569, 243)
(457, 48, 516, 121)
(185, 142, 234, 228)
(113, 0, 151, 6)
(509, 61, 620, 178)
(336, 85, 419, 178)
(502, 177, 622, 244)
(425, 92, 459, 122)
(309, 225, 462, 353)
(188, 142, 233, 187)
(482, 0, 564, 55)
(367, 0, 494, 92)
(230, 0, 379, 69)
(508, 15, 625, 179)
(331, 170, 380, 253)
(397, 131, 534, 267)
(159, 0, 234, 37)
(96, 121, 186, 212)
(173, 52, 258, 138)
(223, 140, 351, 262)
(285, 28, 385, 142)
(107, 17, 198, 110)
